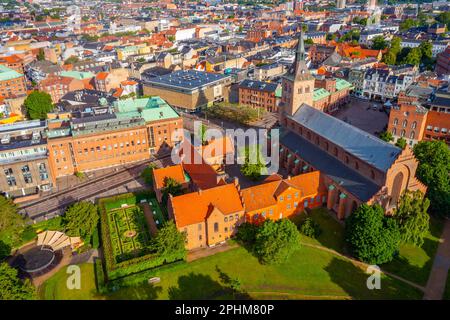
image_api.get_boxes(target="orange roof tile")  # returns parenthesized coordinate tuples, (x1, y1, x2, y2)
(95, 72, 109, 81)
(241, 171, 325, 212)
(171, 183, 244, 228)
(152, 164, 187, 190)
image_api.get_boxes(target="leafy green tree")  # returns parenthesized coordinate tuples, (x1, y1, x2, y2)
(394, 190, 430, 247)
(64, 55, 79, 65)
(199, 123, 208, 146)
(236, 222, 259, 244)
(162, 177, 184, 204)
(395, 137, 407, 149)
(240, 146, 265, 181)
(254, 219, 301, 265)
(345, 204, 401, 264)
(371, 36, 388, 50)
(413, 141, 450, 217)
(383, 50, 397, 65)
(299, 217, 321, 238)
(305, 38, 314, 45)
(419, 41, 433, 60)
(326, 33, 336, 41)
(24, 91, 54, 120)
(401, 47, 422, 66)
(141, 163, 158, 185)
(37, 48, 45, 61)
(0, 263, 36, 300)
(0, 196, 24, 249)
(436, 12, 450, 28)
(400, 18, 417, 31)
(0, 240, 11, 261)
(390, 37, 402, 55)
(379, 131, 394, 142)
(153, 221, 186, 260)
(62, 201, 99, 241)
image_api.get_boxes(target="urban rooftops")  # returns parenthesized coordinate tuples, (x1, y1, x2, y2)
(144, 70, 231, 91)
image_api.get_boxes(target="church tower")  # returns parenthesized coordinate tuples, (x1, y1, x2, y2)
(280, 28, 315, 118)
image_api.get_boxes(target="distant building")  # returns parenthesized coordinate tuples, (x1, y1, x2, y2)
(0, 65, 27, 99)
(142, 70, 232, 111)
(435, 47, 450, 76)
(38, 75, 85, 103)
(238, 79, 281, 112)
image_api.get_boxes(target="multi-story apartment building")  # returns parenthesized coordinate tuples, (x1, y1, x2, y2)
(400, 39, 448, 58)
(0, 65, 27, 99)
(362, 68, 415, 100)
(238, 79, 281, 112)
(0, 121, 53, 202)
(38, 75, 85, 103)
(435, 47, 450, 76)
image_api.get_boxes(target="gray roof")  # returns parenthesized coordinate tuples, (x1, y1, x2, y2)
(280, 129, 381, 202)
(288, 104, 401, 172)
(144, 70, 230, 91)
(238, 79, 279, 93)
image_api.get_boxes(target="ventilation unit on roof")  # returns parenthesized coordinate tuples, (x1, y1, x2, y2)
(1, 135, 10, 144)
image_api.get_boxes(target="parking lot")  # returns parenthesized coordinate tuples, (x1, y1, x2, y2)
(334, 97, 389, 136)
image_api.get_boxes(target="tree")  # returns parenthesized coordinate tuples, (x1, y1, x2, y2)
(162, 177, 184, 204)
(419, 41, 433, 61)
(240, 146, 265, 181)
(0, 196, 24, 248)
(394, 190, 430, 247)
(400, 18, 417, 31)
(254, 219, 301, 265)
(383, 50, 397, 65)
(0, 240, 11, 261)
(62, 201, 99, 241)
(153, 221, 186, 260)
(436, 12, 450, 29)
(395, 137, 407, 149)
(390, 37, 402, 55)
(37, 48, 45, 61)
(299, 218, 321, 238)
(199, 123, 208, 146)
(345, 204, 400, 264)
(401, 47, 422, 66)
(0, 263, 36, 300)
(413, 141, 450, 217)
(141, 163, 158, 185)
(371, 36, 388, 50)
(379, 131, 394, 142)
(64, 55, 79, 65)
(23, 91, 54, 120)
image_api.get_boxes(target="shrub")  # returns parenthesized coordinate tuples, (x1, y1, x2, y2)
(300, 218, 322, 238)
(236, 222, 258, 244)
(91, 227, 100, 249)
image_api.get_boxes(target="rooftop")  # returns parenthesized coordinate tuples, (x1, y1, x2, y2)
(144, 70, 230, 91)
(0, 65, 23, 81)
(288, 104, 401, 172)
(114, 97, 180, 123)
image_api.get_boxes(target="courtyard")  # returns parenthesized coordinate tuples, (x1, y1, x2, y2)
(334, 97, 389, 136)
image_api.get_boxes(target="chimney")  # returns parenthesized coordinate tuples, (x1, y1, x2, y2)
(287, 175, 291, 180)
(198, 188, 202, 195)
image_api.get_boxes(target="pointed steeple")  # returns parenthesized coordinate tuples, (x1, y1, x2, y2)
(296, 26, 306, 62)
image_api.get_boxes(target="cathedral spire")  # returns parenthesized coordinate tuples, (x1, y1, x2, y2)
(296, 26, 306, 62)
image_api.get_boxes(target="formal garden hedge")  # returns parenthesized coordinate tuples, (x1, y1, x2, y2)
(99, 192, 184, 281)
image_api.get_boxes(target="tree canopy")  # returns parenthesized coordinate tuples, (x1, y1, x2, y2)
(0, 196, 24, 250)
(413, 140, 450, 217)
(371, 36, 388, 50)
(24, 91, 54, 120)
(379, 131, 394, 142)
(394, 190, 430, 247)
(240, 146, 265, 181)
(153, 221, 186, 260)
(345, 204, 400, 264)
(62, 201, 99, 241)
(254, 219, 301, 265)
(0, 263, 36, 300)
(395, 137, 407, 149)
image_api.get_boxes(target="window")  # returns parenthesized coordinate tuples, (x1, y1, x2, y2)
(393, 118, 398, 125)
(22, 165, 32, 184)
(214, 223, 219, 233)
(402, 120, 408, 128)
(410, 131, 415, 140)
(229, 215, 233, 221)
(287, 204, 291, 209)
(411, 121, 417, 129)
(371, 170, 375, 180)
(4, 168, 16, 186)
(224, 227, 228, 232)
(224, 217, 228, 222)
(304, 200, 308, 208)
(392, 128, 396, 135)
(199, 235, 202, 241)
(401, 129, 406, 137)
(39, 163, 48, 180)
(279, 196, 284, 202)
(334, 147, 338, 157)
(198, 224, 202, 231)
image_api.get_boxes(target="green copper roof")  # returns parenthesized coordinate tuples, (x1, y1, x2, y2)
(313, 88, 331, 102)
(60, 71, 95, 80)
(0, 65, 23, 81)
(114, 97, 180, 123)
(335, 78, 353, 92)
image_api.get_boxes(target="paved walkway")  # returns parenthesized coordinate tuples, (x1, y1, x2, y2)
(187, 242, 238, 262)
(423, 219, 450, 300)
(141, 203, 158, 236)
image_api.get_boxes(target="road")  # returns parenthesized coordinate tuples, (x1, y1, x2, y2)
(20, 154, 173, 221)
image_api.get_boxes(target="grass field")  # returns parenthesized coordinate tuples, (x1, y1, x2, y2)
(381, 216, 444, 286)
(105, 246, 422, 300)
(39, 263, 99, 300)
(290, 208, 345, 253)
(107, 205, 152, 262)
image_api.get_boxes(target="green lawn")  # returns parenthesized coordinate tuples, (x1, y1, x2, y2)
(382, 216, 444, 286)
(106, 246, 421, 300)
(444, 270, 450, 300)
(39, 263, 99, 300)
(290, 208, 345, 253)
